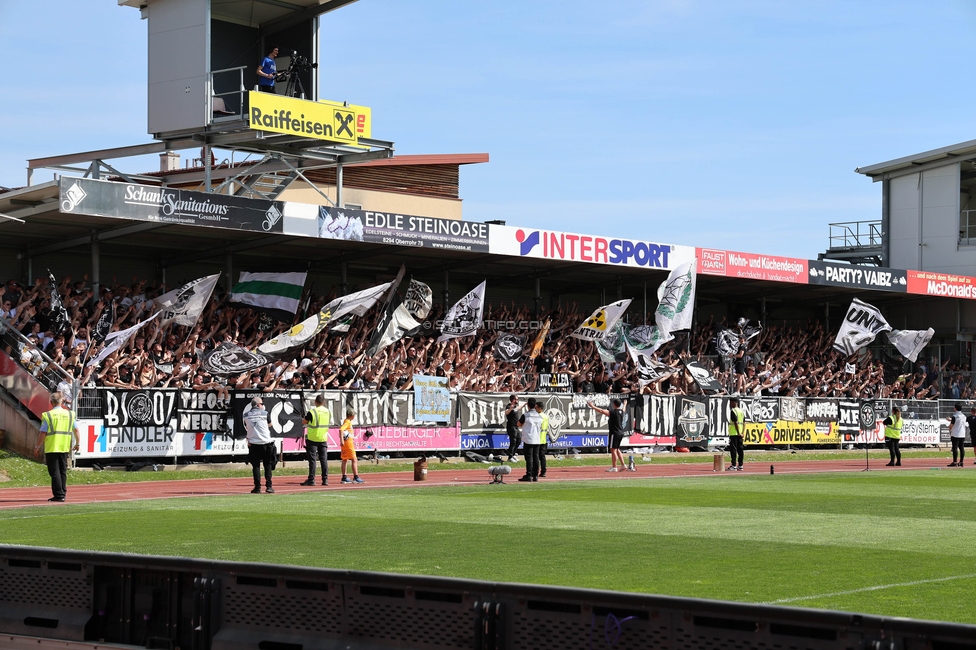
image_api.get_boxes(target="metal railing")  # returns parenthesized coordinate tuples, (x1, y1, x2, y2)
(827, 220, 883, 251)
(208, 65, 248, 125)
(2, 545, 975, 649)
(0, 317, 73, 394)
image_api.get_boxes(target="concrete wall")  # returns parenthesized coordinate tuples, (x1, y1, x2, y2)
(0, 395, 41, 462)
(147, 0, 209, 136)
(278, 182, 463, 221)
(888, 162, 975, 274)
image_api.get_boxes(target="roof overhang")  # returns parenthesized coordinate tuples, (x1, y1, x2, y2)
(119, 0, 360, 32)
(856, 137, 976, 181)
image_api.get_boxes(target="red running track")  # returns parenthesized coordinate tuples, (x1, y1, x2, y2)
(0, 457, 967, 510)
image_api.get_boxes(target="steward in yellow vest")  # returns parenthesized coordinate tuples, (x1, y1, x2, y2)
(302, 394, 332, 486)
(883, 406, 903, 467)
(35, 392, 79, 502)
(727, 398, 745, 471)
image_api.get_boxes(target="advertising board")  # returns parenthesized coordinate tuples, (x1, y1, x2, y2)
(808, 260, 907, 292)
(697, 248, 807, 284)
(489, 225, 695, 271)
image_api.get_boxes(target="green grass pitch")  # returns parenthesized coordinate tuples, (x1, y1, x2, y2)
(2, 471, 975, 624)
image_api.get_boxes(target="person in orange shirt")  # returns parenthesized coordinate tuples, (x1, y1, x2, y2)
(340, 408, 364, 484)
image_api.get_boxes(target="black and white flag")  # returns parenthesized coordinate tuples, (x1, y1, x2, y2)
(493, 332, 525, 363)
(47, 271, 71, 336)
(403, 279, 433, 321)
(683, 360, 723, 392)
(833, 298, 892, 356)
(87, 312, 160, 368)
(92, 300, 115, 346)
(437, 280, 486, 343)
(155, 273, 220, 328)
(366, 292, 422, 357)
(627, 341, 675, 386)
(202, 342, 270, 376)
(886, 328, 934, 363)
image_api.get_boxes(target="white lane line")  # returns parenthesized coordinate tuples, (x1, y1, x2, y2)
(766, 573, 976, 604)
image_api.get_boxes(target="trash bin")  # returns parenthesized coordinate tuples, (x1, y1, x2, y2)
(414, 457, 428, 481)
(713, 454, 724, 472)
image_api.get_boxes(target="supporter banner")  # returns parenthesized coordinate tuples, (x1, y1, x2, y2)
(907, 270, 976, 299)
(102, 390, 177, 428)
(779, 397, 805, 422)
(175, 390, 231, 435)
(534, 373, 572, 393)
(59, 177, 284, 233)
(231, 391, 305, 439)
(805, 399, 839, 425)
(438, 281, 486, 342)
(458, 392, 610, 437)
(489, 224, 696, 271)
(344, 390, 458, 428)
(675, 396, 710, 447)
(743, 420, 840, 446)
(493, 332, 525, 363)
(837, 400, 861, 440)
(413, 375, 451, 421)
(651, 395, 727, 445)
(697, 248, 808, 284)
(316, 205, 490, 252)
(808, 261, 907, 292)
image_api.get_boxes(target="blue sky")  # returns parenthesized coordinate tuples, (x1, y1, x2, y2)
(2, 1, 975, 259)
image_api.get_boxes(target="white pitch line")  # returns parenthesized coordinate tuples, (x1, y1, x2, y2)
(766, 573, 976, 604)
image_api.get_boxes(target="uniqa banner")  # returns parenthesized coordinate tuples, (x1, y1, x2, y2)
(59, 177, 285, 233)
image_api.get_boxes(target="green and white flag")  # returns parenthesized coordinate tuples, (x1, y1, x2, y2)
(231, 271, 307, 316)
(655, 259, 696, 338)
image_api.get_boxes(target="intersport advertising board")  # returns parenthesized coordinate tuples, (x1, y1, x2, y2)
(489, 225, 695, 271)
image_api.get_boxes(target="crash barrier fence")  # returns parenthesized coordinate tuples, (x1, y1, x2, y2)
(52, 388, 965, 461)
(1, 545, 973, 650)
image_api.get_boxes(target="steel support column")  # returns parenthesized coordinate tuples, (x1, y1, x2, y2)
(226, 252, 234, 292)
(340, 261, 348, 296)
(336, 162, 343, 208)
(443, 268, 450, 312)
(91, 234, 100, 297)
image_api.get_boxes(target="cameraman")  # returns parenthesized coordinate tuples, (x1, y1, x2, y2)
(256, 46, 278, 93)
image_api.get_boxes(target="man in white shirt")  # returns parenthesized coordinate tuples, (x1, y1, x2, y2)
(243, 397, 276, 492)
(517, 397, 543, 482)
(948, 403, 967, 467)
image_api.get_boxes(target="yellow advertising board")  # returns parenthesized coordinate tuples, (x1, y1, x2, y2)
(248, 92, 371, 145)
(743, 420, 839, 446)
(319, 99, 371, 140)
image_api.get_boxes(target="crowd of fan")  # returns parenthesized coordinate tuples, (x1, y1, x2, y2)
(0, 274, 958, 401)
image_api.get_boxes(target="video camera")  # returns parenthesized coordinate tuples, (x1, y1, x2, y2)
(276, 49, 318, 81)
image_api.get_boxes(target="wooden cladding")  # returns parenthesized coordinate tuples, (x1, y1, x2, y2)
(304, 164, 460, 200)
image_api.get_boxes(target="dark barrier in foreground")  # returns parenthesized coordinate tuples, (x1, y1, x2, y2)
(1, 545, 974, 650)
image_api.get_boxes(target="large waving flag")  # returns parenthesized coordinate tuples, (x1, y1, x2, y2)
(231, 272, 307, 319)
(87, 312, 160, 368)
(833, 298, 891, 356)
(155, 273, 220, 328)
(655, 260, 696, 338)
(437, 281, 486, 343)
(571, 299, 631, 341)
(256, 281, 393, 359)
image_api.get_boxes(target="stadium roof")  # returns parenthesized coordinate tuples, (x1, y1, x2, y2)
(856, 137, 976, 180)
(119, 0, 360, 31)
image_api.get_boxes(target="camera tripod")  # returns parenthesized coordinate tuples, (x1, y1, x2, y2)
(280, 71, 306, 99)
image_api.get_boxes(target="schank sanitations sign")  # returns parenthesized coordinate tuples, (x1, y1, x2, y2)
(59, 177, 285, 233)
